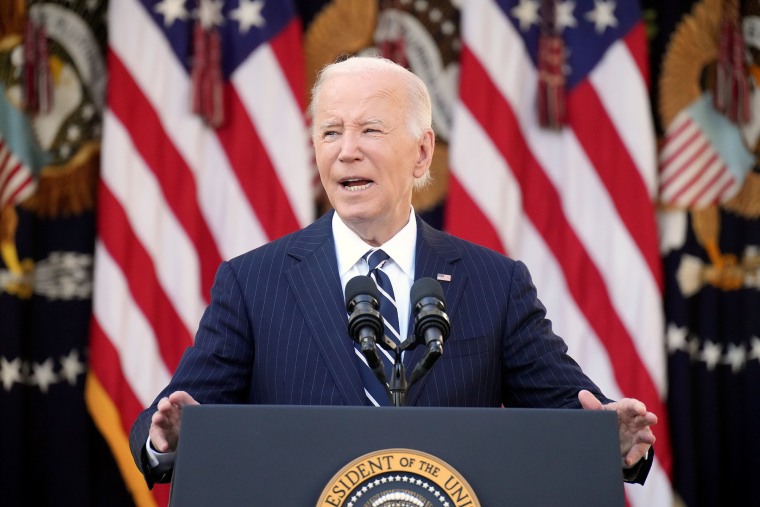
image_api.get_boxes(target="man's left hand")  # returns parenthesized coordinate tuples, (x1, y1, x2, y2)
(578, 389, 657, 468)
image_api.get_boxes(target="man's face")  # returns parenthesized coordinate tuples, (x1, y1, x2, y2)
(312, 70, 432, 245)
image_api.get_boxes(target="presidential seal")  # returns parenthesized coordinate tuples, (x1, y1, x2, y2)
(317, 448, 480, 507)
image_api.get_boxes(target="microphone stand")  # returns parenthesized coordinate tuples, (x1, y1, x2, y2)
(379, 336, 436, 407)
(388, 350, 407, 407)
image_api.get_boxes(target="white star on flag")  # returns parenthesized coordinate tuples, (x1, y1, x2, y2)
(510, 0, 540, 32)
(667, 323, 688, 353)
(0, 356, 22, 391)
(197, 0, 225, 29)
(230, 0, 266, 33)
(60, 349, 86, 385)
(700, 341, 723, 371)
(585, 0, 618, 33)
(723, 343, 747, 373)
(556, 1, 577, 32)
(154, 0, 188, 27)
(30, 358, 57, 394)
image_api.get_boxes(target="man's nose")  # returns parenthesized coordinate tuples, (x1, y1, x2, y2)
(338, 132, 363, 162)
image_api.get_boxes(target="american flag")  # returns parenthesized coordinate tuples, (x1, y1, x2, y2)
(446, 1, 672, 504)
(86, 0, 313, 504)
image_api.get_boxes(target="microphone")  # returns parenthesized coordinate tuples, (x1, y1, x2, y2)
(345, 276, 387, 386)
(408, 277, 451, 386)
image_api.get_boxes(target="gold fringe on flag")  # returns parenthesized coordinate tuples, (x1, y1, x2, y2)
(85, 374, 158, 507)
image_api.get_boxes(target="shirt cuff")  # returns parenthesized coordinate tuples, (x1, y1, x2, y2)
(145, 436, 176, 473)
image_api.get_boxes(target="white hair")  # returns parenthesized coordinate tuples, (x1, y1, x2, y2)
(309, 56, 433, 189)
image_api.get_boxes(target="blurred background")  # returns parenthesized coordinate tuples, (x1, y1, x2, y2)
(1, 0, 758, 505)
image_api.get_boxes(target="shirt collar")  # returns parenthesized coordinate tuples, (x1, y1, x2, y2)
(333, 209, 417, 278)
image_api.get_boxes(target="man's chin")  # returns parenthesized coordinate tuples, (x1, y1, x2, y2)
(332, 202, 374, 222)
(336, 211, 373, 226)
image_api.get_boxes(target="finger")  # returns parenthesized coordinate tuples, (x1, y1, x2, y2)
(626, 444, 647, 466)
(578, 390, 603, 410)
(168, 390, 199, 407)
(149, 425, 171, 453)
(614, 398, 639, 417)
(624, 411, 658, 432)
(156, 396, 173, 414)
(624, 442, 652, 467)
(151, 408, 172, 428)
(637, 428, 657, 446)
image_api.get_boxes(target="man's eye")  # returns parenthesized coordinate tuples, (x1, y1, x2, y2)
(323, 130, 338, 138)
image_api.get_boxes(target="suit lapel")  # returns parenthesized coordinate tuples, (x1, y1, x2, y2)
(285, 211, 367, 406)
(405, 216, 466, 405)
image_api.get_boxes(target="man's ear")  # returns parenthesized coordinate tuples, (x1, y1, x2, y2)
(413, 129, 435, 178)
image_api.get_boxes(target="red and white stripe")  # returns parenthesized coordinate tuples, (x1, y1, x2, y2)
(659, 109, 741, 207)
(0, 136, 36, 210)
(87, 1, 312, 505)
(447, 2, 672, 505)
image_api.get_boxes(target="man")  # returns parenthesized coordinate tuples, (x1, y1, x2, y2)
(129, 56, 657, 486)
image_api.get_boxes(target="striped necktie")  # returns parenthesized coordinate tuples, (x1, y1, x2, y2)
(356, 249, 400, 406)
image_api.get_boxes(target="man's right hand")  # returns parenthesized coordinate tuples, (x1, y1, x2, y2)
(148, 391, 199, 453)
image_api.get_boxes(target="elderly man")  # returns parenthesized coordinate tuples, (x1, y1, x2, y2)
(130, 56, 656, 486)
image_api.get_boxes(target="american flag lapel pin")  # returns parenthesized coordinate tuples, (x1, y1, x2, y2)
(436, 273, 452, 282)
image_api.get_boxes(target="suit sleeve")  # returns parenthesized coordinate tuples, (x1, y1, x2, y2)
(500, 260, 653, 484)
(129, 260, 254, 486)
(500, 260, 608, 408)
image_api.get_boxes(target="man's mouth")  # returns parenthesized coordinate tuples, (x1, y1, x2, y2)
(341, 178, 373, 192)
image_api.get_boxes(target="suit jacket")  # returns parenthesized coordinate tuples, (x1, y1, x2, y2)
(130, 211, 651, 484)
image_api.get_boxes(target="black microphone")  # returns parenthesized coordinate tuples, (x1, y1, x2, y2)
(345, 276, 387, 386)
(408, 277, 451, 386)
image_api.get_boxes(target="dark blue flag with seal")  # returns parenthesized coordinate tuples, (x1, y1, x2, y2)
(0, 0, 131, 505)
(662, 207, 760, 506)
(653, 0, 760, 504)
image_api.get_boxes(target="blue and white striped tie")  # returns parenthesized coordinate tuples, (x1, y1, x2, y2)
(356, 249, 400, 406)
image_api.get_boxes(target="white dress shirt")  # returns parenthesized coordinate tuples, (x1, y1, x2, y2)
(333, 208, 417, 344)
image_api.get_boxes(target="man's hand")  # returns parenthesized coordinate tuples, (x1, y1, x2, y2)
(148, 391, 199, 453)
(578, 390, 657, 468)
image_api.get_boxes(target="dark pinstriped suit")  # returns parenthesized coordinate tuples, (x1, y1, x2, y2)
(130, 210, 626, 485)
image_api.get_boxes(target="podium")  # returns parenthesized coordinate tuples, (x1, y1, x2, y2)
(169, 405, 625, 506)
